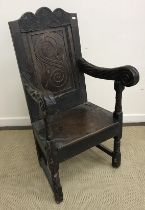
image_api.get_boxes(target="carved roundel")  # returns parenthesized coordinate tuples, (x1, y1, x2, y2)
(33, 31, 70, 92)
(34, 33, 62, 62)
(50, 68, 68, 88)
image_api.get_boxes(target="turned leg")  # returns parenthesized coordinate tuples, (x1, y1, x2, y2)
(112, 136, 121, 168)
(112, 81, 124, 168)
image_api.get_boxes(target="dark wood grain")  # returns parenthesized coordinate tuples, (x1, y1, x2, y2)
(9, 7, 139, 204)
(78, 58, 139, 87)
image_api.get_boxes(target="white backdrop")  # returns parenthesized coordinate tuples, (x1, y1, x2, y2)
(0, 0, 145, 126)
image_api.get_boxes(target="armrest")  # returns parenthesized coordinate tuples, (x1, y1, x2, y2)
(78, 58, 139, 87)
(24, 82, 57, 115)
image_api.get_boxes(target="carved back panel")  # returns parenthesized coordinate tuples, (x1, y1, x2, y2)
(9, 7, 87, 122)
(28, 27, 75, 95)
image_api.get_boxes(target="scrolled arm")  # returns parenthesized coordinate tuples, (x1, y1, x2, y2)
(24, 82, 57, 115)
(78, 58, 139, 87)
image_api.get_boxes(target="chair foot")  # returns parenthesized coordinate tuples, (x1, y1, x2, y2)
(112, 136, 121, 168)
(34, 136, 63, 203)
(51, 170, 63, 204)
(36, 141, 63, 204)
(112, 152, 121, 168)
(54, 187, 63, 204)
(39, 157, 63, 203)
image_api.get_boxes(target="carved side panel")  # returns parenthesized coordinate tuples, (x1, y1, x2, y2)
(27, 27, 75, 95)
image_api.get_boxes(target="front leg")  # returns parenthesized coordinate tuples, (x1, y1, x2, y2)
(112, 81, 124, 168)
(46, 141, 63, 203)
(112, 136, 121, 168)
(33, 134, 63, 203)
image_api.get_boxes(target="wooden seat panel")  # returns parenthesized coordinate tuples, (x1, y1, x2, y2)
(33, 102, 119, 150)
(53, 102, 118, 147)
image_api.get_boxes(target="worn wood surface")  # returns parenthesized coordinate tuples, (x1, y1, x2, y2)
(9, 7, 139, 203)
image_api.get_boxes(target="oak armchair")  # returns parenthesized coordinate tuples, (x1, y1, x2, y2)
(9, 7, 139, 203)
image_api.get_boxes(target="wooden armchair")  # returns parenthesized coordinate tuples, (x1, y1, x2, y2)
(9, 7, 139, 203)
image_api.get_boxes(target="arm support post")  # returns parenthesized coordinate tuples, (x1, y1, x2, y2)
(113, 81, 125, 122)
